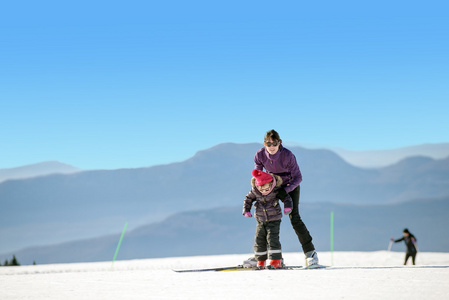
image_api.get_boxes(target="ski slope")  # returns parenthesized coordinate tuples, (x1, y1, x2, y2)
(1, 251, 449, 299)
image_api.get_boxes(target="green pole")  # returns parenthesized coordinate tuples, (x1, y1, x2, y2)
(111, 221, 128, 270)
(330, 211, 334, 266)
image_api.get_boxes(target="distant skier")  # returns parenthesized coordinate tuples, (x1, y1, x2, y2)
(244, 129, 319, 267)
(243, 169, 293, 269)
(391, 228, 418, 265)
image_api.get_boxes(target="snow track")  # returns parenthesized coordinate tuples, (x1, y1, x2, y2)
(1, 251, 449, 299)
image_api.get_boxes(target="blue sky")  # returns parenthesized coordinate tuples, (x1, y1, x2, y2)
(1, 0, 448, 169)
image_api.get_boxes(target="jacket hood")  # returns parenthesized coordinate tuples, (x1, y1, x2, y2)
(251, 173, 283, 188)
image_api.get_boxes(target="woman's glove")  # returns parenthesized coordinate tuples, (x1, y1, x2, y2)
(244, 212, 252, 218)
(284, 208, 292, 215)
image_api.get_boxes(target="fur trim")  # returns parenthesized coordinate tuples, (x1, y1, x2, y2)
(274, 174, 283, 187)
(251, 177, 256, 187)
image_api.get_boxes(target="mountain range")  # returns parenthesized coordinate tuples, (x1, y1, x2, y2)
(2, 196, 448, 265)
(1, 143, 449, 261)
(0, 161, 80, 183)
(327, 143, 449, 168)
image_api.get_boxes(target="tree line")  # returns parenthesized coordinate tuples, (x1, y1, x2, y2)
(1, 255, 20, 266)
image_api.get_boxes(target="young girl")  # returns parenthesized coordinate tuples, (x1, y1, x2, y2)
(243, 169, 293, 269)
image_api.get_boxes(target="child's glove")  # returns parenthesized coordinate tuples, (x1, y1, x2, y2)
(283, 208, 292, 215)
(244, 212, 252, 218)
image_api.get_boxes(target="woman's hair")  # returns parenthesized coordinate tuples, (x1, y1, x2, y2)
(264, 129, 282, 143)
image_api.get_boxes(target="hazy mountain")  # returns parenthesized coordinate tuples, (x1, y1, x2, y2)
(3, 196, 448, 265)
(0, 161, 80, 183)
(0, 143, 260, 253)
(1, 143, 449, 254)
(327, 143, 449, 168)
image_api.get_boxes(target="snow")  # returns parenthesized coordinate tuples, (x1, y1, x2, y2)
(1, 251, 449, 300)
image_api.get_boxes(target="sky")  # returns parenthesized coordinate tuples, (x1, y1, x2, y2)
(1, 0, 448, 170)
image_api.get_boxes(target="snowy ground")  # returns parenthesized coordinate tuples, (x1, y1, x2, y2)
(1, 251, 449, 300)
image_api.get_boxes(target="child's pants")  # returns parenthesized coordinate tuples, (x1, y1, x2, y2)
(254, 219, 282, 261)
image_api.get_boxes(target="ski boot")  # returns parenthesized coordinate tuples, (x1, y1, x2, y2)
(305, 250, 319, 267)
(256, 260, 266, 270)
(243, 256, 257, 268)
(267, 259, 283, 269)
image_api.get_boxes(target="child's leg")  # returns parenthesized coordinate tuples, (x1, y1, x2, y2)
(266, 220, 282, 260)
(254, 221, 268, 262)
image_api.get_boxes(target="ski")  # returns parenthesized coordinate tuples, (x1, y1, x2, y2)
(304, 264, 328, 269)
(173, 265, 246, 273)
(173, 265, 304, 273)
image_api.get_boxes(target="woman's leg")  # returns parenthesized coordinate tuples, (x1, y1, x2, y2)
(289, 186, 315, 253)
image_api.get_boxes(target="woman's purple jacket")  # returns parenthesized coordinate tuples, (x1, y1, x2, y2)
(254, 145, 302, 194)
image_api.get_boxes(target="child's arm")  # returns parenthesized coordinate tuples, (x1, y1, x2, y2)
(242, 189, 256, 216)
(281, 193, 293, 215)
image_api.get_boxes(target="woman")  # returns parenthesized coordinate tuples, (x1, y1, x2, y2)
(245, 129, 319, 267)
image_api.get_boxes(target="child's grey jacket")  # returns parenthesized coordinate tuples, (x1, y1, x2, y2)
(242, 174, 293, 222)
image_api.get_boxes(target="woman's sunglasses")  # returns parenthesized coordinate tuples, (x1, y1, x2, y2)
(265, 141, 278, 147)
